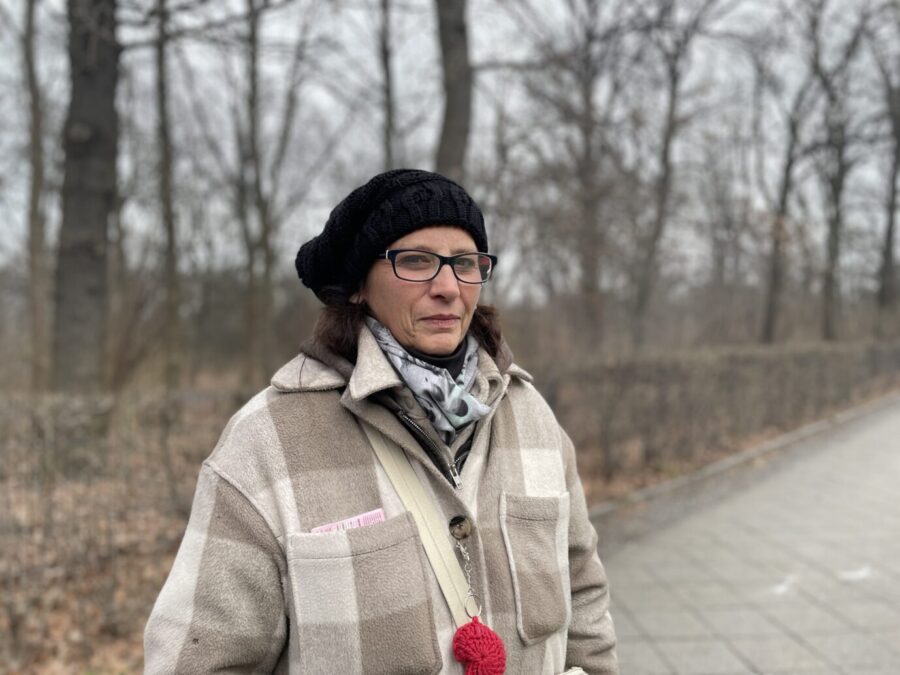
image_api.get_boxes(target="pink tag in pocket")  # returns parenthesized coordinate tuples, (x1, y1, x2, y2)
(311, 508, 386, 533)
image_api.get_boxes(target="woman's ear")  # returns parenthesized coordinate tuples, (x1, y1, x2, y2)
(350, 285, 365, 304)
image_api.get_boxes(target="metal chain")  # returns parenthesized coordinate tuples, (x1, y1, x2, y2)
(455, 539, 481, 618)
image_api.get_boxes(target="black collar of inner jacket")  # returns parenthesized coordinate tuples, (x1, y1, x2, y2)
(406, 339, 467, 380)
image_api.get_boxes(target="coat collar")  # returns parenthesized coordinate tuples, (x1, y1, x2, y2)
(269, 352, 345, 392)
(348, 327, 405, 400)
(270, 323, 532, 396)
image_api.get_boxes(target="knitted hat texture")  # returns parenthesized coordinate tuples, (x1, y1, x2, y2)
(295, 169, 487, 303)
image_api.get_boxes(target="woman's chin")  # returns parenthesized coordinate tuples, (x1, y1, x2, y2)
(414, 333, 461, 356)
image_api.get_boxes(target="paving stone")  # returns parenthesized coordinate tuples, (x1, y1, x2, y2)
(616, 585, 686, 611)
(696, 607, 784, 637)
(839, 602, 900, 631)
(614, 639, 675, 675)
(728, 634, 833, 672)
(675, 582, 745, 609)
(657, 564, 721, 584)
(764, 670, 837, 675)
(632, 609, 713, 639)
(610, 609, 643, 638)
(611, 567, 660, 587)
(812, 632, 900, 669)
(738, 578, 808, 604)
(601, 400, 900, 674)
(653, 639, 753, 675)
(704, 563, 777, 584)
(762, 603, 853, 634)
(871, 627, 900, 654)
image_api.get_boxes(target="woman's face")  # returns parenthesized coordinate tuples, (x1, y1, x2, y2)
(357, 226, 482, 355)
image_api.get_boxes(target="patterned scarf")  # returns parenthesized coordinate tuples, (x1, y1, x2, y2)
(365, 317, 492, 444)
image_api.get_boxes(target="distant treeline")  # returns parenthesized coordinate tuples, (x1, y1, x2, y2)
(0, 0, 898, 393)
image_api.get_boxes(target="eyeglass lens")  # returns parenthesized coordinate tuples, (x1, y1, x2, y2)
(393, 251, 492, 283)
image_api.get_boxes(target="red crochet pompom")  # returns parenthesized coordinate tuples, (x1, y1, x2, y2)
(452, 616, 506, 675)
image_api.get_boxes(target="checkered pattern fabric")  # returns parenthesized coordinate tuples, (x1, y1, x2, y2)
(144, 325, 619, 674)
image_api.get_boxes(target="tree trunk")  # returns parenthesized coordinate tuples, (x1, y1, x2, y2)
(245, 0, 275, 384)
(632, 62, 679, 348)
(821, 135, 847, 342)
(761, 127, 797, 344)
(236, 136, 258, 388)
(575, 36, 604, 350)
(806, 7, 866, 342)
(822, 203, 842, 341)
(379, 0, 396, 171)
(434, 0, 472, 183)
(24, 0, 50, 391)
(156, 0, 180, 391)
(876, 128, 899, 338)
(156, 0, 188, 512)
(53, 0, 119, 392)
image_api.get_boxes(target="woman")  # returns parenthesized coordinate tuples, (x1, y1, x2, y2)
(144, 169, 618, 674)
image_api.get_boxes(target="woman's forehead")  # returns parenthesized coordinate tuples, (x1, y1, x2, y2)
(388, 225, 477, 252)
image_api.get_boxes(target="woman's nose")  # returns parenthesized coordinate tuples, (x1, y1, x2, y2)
(429, 262, 461, 296)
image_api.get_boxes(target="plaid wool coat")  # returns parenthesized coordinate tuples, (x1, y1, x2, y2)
(144, 325, 619, 674)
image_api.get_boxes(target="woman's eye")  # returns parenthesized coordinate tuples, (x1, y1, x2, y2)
(397, 254, 433, 267)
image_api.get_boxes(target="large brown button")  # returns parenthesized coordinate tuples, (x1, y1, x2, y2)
(449, 515, 472, 540)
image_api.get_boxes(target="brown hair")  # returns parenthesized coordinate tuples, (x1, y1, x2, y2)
(313, 302, 503, 363)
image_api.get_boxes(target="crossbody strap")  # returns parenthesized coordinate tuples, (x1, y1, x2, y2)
(360, 420, 470, 628)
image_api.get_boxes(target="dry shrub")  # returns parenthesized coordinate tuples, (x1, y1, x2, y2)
(0, 389, 233, 672)
(543, 341, 900, 485)
(4, 341, 900, 671)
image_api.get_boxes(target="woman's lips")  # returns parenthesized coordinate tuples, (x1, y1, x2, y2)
(422, 315, 459, 329)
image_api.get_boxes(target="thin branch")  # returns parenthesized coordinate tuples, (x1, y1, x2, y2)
(172, 41, 231, 179)
(122, 0, 297, 50)
(472, 57, 552, 73)
(272, 105, 362, 225)
(268, 4, 320, 203)
(0, 2, 20, 40)
(119, 0, 213, 27)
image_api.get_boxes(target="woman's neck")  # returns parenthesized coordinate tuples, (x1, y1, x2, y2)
(406, 339, 467, 379)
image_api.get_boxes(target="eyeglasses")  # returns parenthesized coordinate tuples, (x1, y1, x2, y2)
(377, 249, 497, 284)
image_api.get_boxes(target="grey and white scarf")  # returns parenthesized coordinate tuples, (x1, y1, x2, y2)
(365, 317, 491, 444)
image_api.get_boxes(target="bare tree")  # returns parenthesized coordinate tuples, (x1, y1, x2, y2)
(104, 58, 167, 392)
(53, 0, 119, 392)
(156, 0, 180, 391)
(802, 0, 869, 341)
(23, 0, 50, 390)
(869, 2, 900, 338)
(243, 0, 323, 383)
(748, 17, 820, 343)
(434, 0, 472, 182)
(172, 1, 350, 385)
(489, 0, 636, 349)
(695, 121, 758, 343)
(243, 0, 269, 385)
(379, 0, 397, 171)
(629, 0, 737, 348)
(561, 0, 621, 348)
(154, 0, 191, 514)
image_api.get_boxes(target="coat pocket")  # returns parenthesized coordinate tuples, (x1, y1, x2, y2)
(499, 491, 571, 645)
(285, 512, 441, 674)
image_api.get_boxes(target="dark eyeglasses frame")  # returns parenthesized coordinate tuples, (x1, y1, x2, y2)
(376, 248, 498, 284)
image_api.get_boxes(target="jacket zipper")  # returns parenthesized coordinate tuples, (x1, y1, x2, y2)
(396, 410, 462, 489)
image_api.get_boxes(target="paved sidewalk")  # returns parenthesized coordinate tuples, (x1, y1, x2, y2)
(602, 398, 900, 675)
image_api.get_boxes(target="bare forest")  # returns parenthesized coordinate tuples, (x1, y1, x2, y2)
(2, 0, 900, 671)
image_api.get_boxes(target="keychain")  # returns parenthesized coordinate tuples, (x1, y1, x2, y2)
(451, 538, 506, 674)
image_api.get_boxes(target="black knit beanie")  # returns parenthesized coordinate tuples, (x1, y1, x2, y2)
(295, 169, 487, 303)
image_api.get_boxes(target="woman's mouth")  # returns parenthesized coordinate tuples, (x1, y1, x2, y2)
(422, 315, 459, 329)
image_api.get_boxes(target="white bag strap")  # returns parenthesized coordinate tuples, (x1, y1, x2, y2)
(360, 420, 470, 628)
